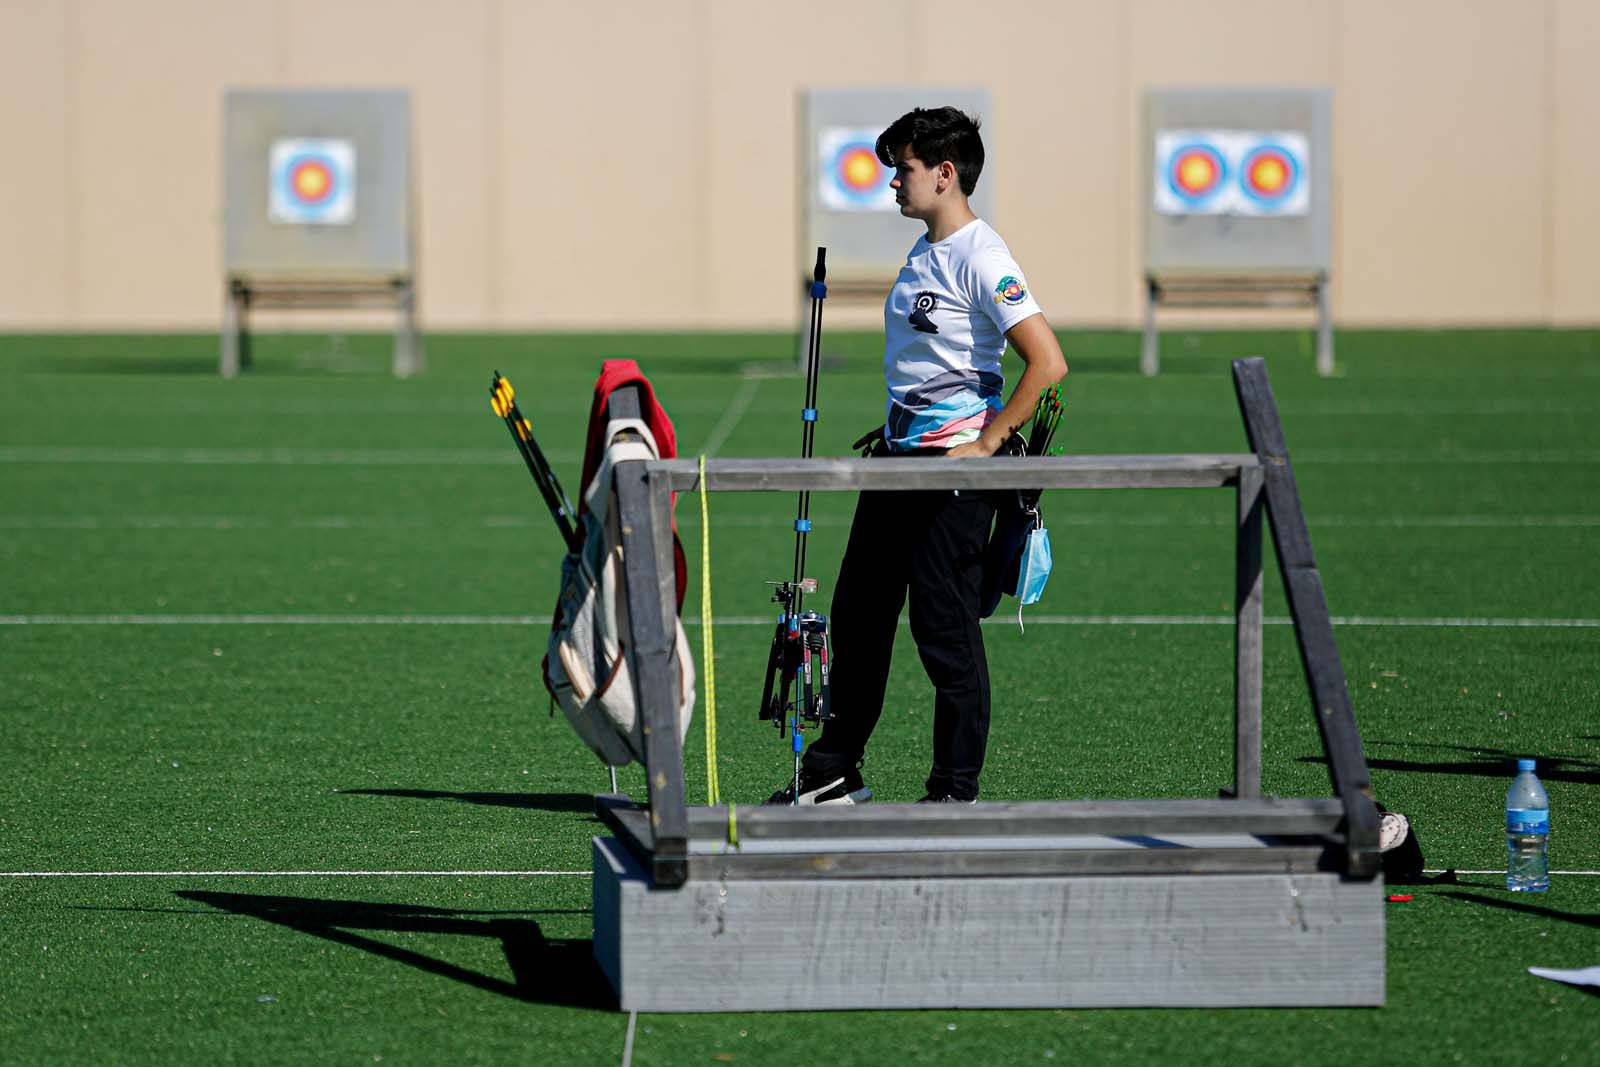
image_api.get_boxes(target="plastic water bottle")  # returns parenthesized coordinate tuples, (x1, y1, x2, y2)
(1505, 758, 1550, 892)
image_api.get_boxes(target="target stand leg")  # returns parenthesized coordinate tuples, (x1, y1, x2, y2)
(220, 280, 251, 378)
(1314, 274, 1334, 378)
(220, 282, 240, 378)
(1141, 276, 1160, 377)
(393, 279, 423, 378)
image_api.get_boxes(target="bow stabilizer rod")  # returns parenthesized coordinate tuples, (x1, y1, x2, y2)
(759, 249, 836, 802)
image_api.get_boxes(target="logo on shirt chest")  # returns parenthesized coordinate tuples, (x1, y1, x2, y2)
(908, 290, 941, 334)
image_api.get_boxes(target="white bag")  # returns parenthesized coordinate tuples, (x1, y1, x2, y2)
(541, 418, 695, 766)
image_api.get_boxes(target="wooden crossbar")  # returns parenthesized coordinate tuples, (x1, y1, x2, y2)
(229, 279, 410, 309)
(1151, 274, 1321, 308)
(649, 454, 1257, 492)
(596, 793, 1355, 881)
(629, 795, 1348, 839)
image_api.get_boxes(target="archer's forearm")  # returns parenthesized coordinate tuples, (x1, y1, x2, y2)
(979, 317, 1068, 452)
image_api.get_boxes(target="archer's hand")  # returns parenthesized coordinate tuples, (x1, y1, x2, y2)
(946, 435, 1001, 459)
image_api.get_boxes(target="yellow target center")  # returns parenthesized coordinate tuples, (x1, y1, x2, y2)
(294, 165, 330, 200)
(1178, 155, 1215, 191)
(843, 151, 878, 189)
(1251, 157, 1287, 193)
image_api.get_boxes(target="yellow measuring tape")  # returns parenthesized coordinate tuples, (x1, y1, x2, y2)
(698, 455, 721, 807)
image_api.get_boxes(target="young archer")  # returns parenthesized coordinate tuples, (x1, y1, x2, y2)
(770, 106, 1068, 805)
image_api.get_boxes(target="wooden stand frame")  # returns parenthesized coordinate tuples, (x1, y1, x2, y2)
(219, 276, 423, 378)
(591, 360, 1381, 1011)
(1141, 273, 1334, 378)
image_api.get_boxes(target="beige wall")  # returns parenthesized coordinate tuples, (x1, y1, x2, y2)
(1, 0, 1596, 330)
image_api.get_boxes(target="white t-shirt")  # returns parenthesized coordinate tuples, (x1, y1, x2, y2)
(881, 218, 1043, 451)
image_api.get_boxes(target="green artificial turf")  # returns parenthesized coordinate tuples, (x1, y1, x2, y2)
(2, 328, 1598, 1063)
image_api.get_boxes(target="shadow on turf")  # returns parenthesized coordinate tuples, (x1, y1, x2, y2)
(1299, 741, 1600, 786)
(174, 891, 615, 1009)
(1438, 890, 1600, 934)
(337, 788, 600, 816)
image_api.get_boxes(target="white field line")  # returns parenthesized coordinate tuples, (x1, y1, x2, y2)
(0, 515, 441, 530)
(0, 401, 519, 417)
(1023, 615, 1600, 629)
(3, 512, 1599, 531)
(0, 869, 590, 878)
(622, 1012, 638, 1067)
(695, 378, 761, 458)
(6, 445, 1600, 467)
(2, 396, 1594, 418)
(0, 614, 546, 625)
(4, 614, 1600, 629)
(2, 867, 1596, 878)
(0, 446, 575, 466)
(1314, 616, 1600, 628)
(1294, 448, 1600, 465)
(1314, 515, 1600, 529)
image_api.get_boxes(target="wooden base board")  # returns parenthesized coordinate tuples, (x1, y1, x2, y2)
(592, 837, 1384, 1012)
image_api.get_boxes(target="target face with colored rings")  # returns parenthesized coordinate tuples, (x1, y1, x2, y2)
(1240, 143, 1300, 204)
(268, 137, 356, 225)
(817, 126, 895, 212)
(1166, 143, 1227, 206)
(1153, 129, 1310, 217)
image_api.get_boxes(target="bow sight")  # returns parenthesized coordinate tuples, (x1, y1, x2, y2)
(759, 248, 834, 801)
(759, 577, 832, 726)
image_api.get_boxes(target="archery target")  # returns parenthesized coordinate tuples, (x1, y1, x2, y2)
(817, 126, 895, 212)
(1154, 130, 1309, 217)
(1165, 141, 1228, 211)
(1238, 135, 1308, 214)
(268, 138, 356, 225)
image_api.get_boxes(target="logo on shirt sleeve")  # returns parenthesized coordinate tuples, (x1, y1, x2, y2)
(909, 291, 940, 334)
(993, 275, 1028, 306)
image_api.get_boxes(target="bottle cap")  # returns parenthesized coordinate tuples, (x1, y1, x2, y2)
(1517, 758, 1536, 772)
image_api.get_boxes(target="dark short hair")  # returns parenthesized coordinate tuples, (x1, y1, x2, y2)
(875, 107, 985, 197)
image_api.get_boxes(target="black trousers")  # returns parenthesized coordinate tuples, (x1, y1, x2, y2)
(803, 484, 996, 800)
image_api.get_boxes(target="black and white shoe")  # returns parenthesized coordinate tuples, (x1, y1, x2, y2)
(1378, 811, 1410, 852)
(766, 766, 873, 806)
(917, 793, 977, 804)
(1376, 804, 1429, 884)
